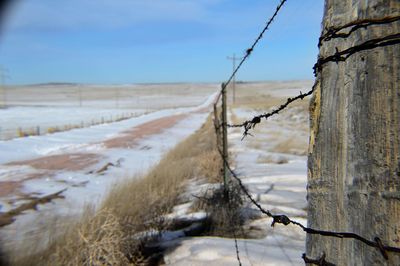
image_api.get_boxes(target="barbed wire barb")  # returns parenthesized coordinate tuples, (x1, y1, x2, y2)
(223, 30, 400, 139)
(210, 6, 400, 264)
(215, 145, 400, 261)
(216, 0, 287, 104)
(319, 14, 400, 46)
(314, 32, 400, 74)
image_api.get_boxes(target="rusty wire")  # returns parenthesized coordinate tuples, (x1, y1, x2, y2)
(211, 12, 400, 265)
(224, 31, 400, 139)
(212, 2, 288, 264)
(313, 32, 400, 75)
(318, 14, 400, 47)
(227, 188, 243, 266)
(227, 84, 315, 139)
(216, 0, 287, 106)
(215, 146, 400, 261)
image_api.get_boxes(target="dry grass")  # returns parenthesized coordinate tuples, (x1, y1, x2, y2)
(232, 95, 285, 110)
(271, 136, 308, 156)
(257, 154, 289, 164)
(231, 93, 309, 112)
(12, 115, 221, 266)
(205, 183, 244, 237)
(197, 150, 222, 183)
(50, 208, 130, 266)
(193, 182, 245, 238)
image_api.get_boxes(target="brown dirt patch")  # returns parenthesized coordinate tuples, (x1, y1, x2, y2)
(0, 114, 191, 198)
(0, 181, 21, 198)
(7, 153, 102, 171)
(0, 111, 204, 202)
(0, 172, 52, 198)
(194, 106, 212, 114)
(103, 114, 187, 149)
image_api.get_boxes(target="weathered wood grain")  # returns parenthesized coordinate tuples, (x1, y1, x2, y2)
(307, 1, 400, 265)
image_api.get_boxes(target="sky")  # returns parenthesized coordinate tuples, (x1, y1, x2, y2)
(0, 0, 324, 85)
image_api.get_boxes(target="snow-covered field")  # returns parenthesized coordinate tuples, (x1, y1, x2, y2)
(0, 83, 217, 140)
(0, 84, 218, 254)
(0, 81, 311, 265)
(159, 82, 311, 265)
(0, 106, 148, 140)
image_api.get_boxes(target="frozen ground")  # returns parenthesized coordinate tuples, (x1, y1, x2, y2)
(0, 87, 218, 254)
(0, 83, 217, 140)
(0, 106, 148, 140)
(160, 83, 311, 265)
(0, 81, 311, 264)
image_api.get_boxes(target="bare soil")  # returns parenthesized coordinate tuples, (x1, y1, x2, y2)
(103, 114, 187, 149)
(0, 108, 207, 227)
(7, 153, 102, 171)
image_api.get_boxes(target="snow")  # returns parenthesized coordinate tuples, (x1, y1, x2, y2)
(0, 82, 310, 265)
(0, 92, 217, 165)
(162, 105, 309, 265)
(164, 236, 304, 266)
(0, 91, 217, 253)
(0, 83, 217, 140)
(0, 106, 149, 140)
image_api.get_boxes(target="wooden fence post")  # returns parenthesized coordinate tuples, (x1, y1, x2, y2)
(221, 83, 229, 188)
(213, 103, 221, 149)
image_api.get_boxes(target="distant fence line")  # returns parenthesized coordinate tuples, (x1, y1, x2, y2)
(0, 112, 144, 140)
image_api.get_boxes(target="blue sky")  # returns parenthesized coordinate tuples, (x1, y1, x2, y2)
(0, 0, 324, 85)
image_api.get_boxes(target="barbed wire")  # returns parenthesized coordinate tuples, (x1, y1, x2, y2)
(318, 14, 400, 47)
(215, 140, 400, 263)
(223, 31, 400, 139)
(228, 189, 243, 266)
(216, 147, 400, 262)
(233, 231, 242, 266)
(215, 0, 287, 106)
(227, 84, 315, 139)
(212, 2, 288, 264)
(313, 32, 400, 75)
(210, 10, 400, 265)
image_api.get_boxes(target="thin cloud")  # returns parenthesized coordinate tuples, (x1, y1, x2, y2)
(4, 0, 225, 32)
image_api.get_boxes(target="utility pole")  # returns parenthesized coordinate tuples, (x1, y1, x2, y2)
(78, 85, 82, 107)
(0, 67, 10, 109)
(115, 87, 120, 108)
(221, 83, 229, 188)
(226, 54, 242, 103)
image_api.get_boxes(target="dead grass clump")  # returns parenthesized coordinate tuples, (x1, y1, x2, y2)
(14, 115, 221, 265)
(257, 154, 289, 164)
(12, 208, 136, 266)
(197, 150, 222, 183)
(200, 182, 245, 237)
(271, 137, 308, 155)
(50, 208, 130, 266)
